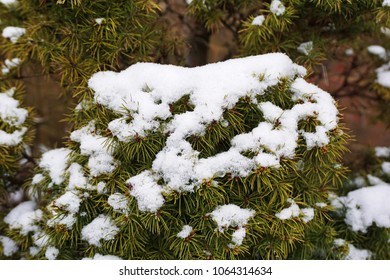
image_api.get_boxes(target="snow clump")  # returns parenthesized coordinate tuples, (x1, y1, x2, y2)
(0, 88, 28, 146)
(270, 0, 286, 16)
(88, 53, 339, 213)
(252, 15, 265, 26)
(332, 184, 390, 233)
(2, 26, 26, 43)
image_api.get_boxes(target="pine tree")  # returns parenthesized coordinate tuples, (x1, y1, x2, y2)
(0, 0, 389, 260)
(3, 53, 351, 260)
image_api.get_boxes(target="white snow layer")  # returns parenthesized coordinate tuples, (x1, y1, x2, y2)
(210, 204, 255, 232)
(2, 26, 26, 43)
(45, 246, 59, 260)
(0, 236, 18, 257)
(107, 193, 129, 213)
(252, 15, 265, 26)
(81, 214, 119, 247)
(0, 0, 17, 6)
(4, 201, 42, 235)
(275, 199, 314, 223)
(334, 239, 372, 260)
(177, 225, 193, 239)
(39, 148, 71, 185)
(87, 53, 339, 213)
(297, 41, 313, 56)
(2, 58, 21, 74)
(82, 253, 122, 260)
(270, 0, 286, 16)
(70, 121, 117, 177)
(367, 45, 388, 60)
(0, 88, 28, 146)
(334, 184, 390, 232)
(210, 204, 254, 247)
(375, 146, 390, 158)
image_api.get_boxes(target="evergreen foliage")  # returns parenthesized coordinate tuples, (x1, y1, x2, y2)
(0, 0, 389, 260)
(2, 55, 351, 260)
(331, 146, 390, 260)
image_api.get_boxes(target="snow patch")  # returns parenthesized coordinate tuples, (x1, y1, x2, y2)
(0, 236, 18, 257)
(4, 201, 42, 235)
(82, 253, 122, 260)
(2, 26, 26, 43)
(70, 121, 117, 177)
(177, 225, 193, 239)
(297, 41, 313, 56)
(270, 0, 286, 16)
(2, 58, 20, 74)
(367, 45, 388, 60)
(275, 199, 314, 223)
(108, 193, 129, 214)
(210, 204, 255, 232)
(252, 15, 265, 26)
(335, 184, 390, 232)
(39, 148, 71, 185)
(81, 215, 119, 247)
(45, 246, 59, 260)
(127, 171, 164, 213)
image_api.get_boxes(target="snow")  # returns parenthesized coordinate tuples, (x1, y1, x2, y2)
(315, 202, 327, 208)
(367, 174, 386, 185)
(345, 244, 372, 260)
(45, 246, 59, 260)
(47, 213, 77, 229)
(32, 173, 44, 185)
(2, 58, 21, 74)
(333, 239, 371, 260)
(29, 246, 40, 256)
(0, 88, 28, 126)
(210, 204, 255, 232)
(70, 121, 117, 177)
(230, 227, 247, 247)
(270, 0, 286, 16)
(210, 205, 254, 247)
(0, 89, 28, 145)
(95, 18, 104, 25)
(375, 146, 390, 158)
(0, 128, 27, 146)
(177, 225, 193, 239)
(335, 184, 390, 233)
(33, 232, 49, 248)
(39, 148, 71, 185)
(67, 163, 88, 190)
(0, 0, 17, 6)
(380, 161, 390, 175)
(0, 236, 18, 257)
(2, 26, 26, 43)
(275, 199, 314, 223)
(345, 48, 354, 56)
(275, 199, 300, 220)
(367, 45, 387, 60)
(53, 191, 81, 214)
(82, 253, 122, 260)
(4, 201, 43, 235)
(252, 15, 265, 26)
(375, 62, 390, 88)
(107, 193, 129, 214)
(81, 214, 119, 247)
(88, 54, 340, 213)
(297, 41, 313, 56)
(127, 171, 165, 213)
